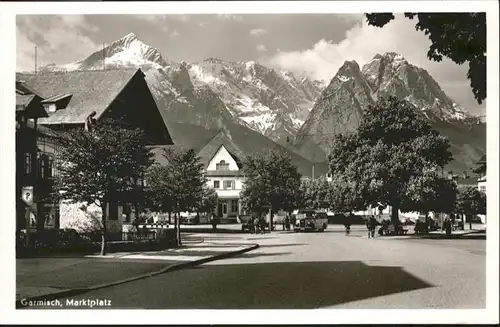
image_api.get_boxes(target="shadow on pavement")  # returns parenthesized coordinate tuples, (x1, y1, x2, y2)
(238, 252, 293, 258)
(61, 261, 433, 309)
(258, 243, 308, 248)
(246, 237, 279, 240)
(187, 236, 245, 241)
(17, 260, 168, 289)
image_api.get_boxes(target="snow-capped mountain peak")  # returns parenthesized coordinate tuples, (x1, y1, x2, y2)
(49, 32, 170, 71)
(100, 32, 169, 69)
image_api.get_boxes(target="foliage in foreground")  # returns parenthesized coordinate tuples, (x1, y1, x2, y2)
(54, 119, 154, 255)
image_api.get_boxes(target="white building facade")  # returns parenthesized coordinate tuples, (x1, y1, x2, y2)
(205, 145, 245, 222)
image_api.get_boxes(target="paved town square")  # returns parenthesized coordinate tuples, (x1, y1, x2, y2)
(4, 5, 497, 326)
(47, 228, 485, 309)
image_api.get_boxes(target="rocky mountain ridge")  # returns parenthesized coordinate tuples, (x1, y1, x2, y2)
(35, 33, 485, 172)
(40, 33, 324, 140)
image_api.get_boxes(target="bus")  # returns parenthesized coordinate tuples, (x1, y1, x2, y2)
(294, 209, 328, 232)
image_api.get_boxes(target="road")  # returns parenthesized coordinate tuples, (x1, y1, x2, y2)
(55, 228, 486, 309)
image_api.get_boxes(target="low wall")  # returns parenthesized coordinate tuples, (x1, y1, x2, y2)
(16, 229, 178, 258)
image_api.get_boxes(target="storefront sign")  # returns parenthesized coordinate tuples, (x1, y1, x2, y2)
(21, 186, 34, 206)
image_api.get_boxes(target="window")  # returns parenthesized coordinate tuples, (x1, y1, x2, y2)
(216, 160, 229, 171)
(223, 180, 234, 190)
(44, 103, 57, 113)
(108, 203, 119, 220)
(213, 180, 220, 189)
(38, 156, 46, 179)
(48, 155, 58, 178)
(24, 153, 32, 174)
(231, 199, 239, 213)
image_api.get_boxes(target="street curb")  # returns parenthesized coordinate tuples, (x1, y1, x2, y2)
(16, 243, 259, 308)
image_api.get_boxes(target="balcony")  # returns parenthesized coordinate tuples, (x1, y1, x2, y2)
(215, 188, 241, 198)
(205, 170, 242, 177)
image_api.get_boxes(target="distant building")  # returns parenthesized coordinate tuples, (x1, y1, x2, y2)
(477, 175, 486, 193)
(157, 122, 329, 223)
(17, 68, 173, 236)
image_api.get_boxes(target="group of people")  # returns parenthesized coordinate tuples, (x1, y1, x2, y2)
(343, 215, 378, 238)
(281, 216, 292, 231)
(442, 217, 453, 235)
(247, 216, 268, 234)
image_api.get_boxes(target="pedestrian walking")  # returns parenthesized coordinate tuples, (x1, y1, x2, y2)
(253, 217, 260, 234)
(210, 213, 218, 231)
(444, 218, 452, 236)
(368, 215, 377, 238)
(344, 215, 351, 236)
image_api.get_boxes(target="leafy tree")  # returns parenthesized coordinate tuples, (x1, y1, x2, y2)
(402, 168, 458, 219)
(301, 177, 331, 210)
(365, 13, 486, 104)
(455, 184, 487, 229)
(328, 96, 453, 224)
(145, 148, 207, 246)
(54, 119, 154, 255)
(282, 183, 305, 219)
(240, 150, 302, 229)
(144, 163, 174, 223)
(197, 187, 218, 215)
(327, 175, 367, 214)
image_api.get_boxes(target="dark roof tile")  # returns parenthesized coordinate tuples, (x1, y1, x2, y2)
(16, 69, 140, 125)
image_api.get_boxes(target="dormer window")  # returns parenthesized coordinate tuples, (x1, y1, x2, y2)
(44, 103, 57, 113)
(216, 160, 229, 171)
(41, 93, 72, 113)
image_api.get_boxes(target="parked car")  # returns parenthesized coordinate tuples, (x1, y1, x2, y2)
(294, 209, 328, 232)
(180, 213, 199, 225)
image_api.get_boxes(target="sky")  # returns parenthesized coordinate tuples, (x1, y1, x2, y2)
(16, 14, 485, 115)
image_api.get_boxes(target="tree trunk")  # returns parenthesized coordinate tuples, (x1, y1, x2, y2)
(134, 204, 139, 222)
(168, 212, 171, 225)
(176, 212, 182, 247)
(269, 207, 273, 232)
(391, 205, 399, 225)
(173, 212, 178, 246)
(100, 203, 108, 256)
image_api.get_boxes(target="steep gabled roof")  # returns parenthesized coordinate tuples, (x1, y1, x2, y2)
(16, 80, 42, 96)
(15, 93, 48, 118)
(16, 94, 36, 111)
(16, 69, 140, 125)
(165, 122, 219, 154)
(153, 121, 329, 177)
(197, 132, 244, 169)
